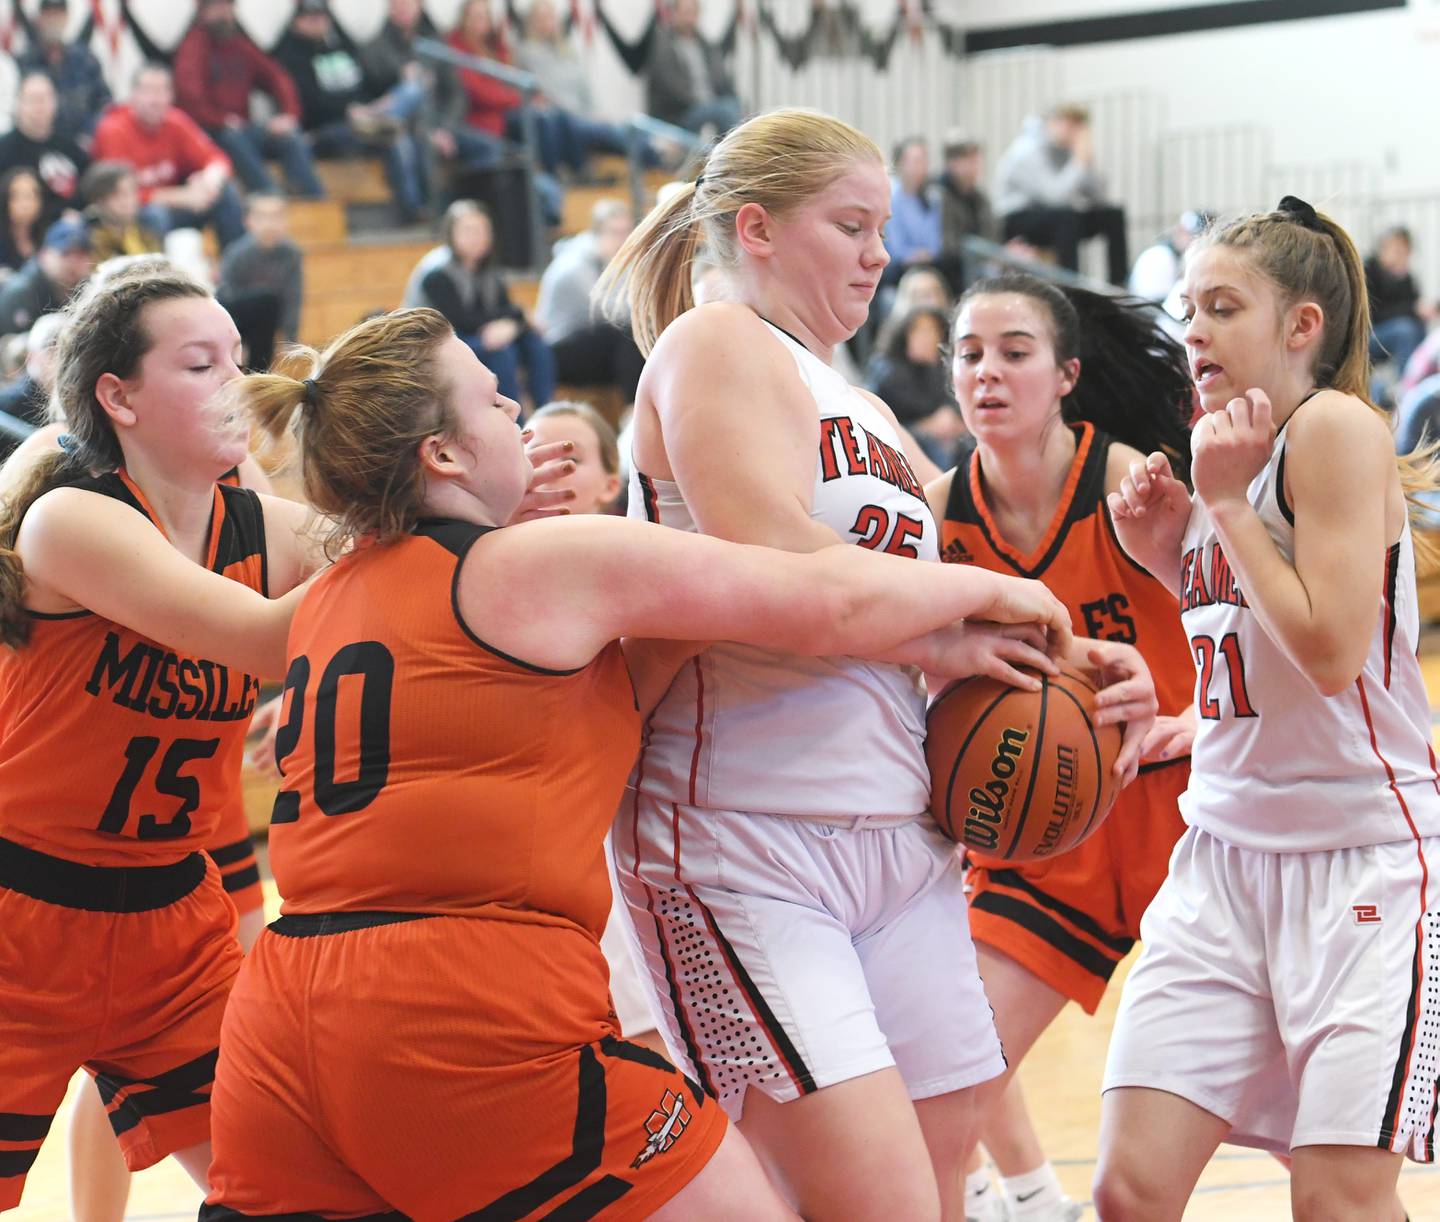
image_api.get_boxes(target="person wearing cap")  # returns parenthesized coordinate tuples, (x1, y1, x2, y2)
(92, 64, 247, 247)
(15, 0, 112, 141)
(274, 0, 428, 224)
(0, 218, 93, 338)
(994, 104, 1129, 285)
(0, 309, 65, 438)
(0, 71, 90, 224)
(1128, 209, 1209, 316)
(172, 0, 326, 199)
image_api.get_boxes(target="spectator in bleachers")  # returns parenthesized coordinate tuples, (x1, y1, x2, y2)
(93, 64, 246, 246)
(0, 309, 64, 430)
(275, 0, 427, 224)
(15, 0, 112, 141)
(0, 217, 92, 337)
(644, 0, 742, 137)
(866, 304, 966, 466)
(0, 71, 89, 223)
(219, 193, 303, 348)
(995, 103, 1129, 285)
(80, 160, 163, 263)
(0, 168, 46, 281)
(517, 0, 670, 172)
(1128, 209, 1207, 319)
(173, 0, 325, 199)
(884, 136, 963, 294)
(420, 199, 556, 409)
(937, 135, 999, 254)
(1366, 225, 1433, 378)
(537, 199, 644, 402)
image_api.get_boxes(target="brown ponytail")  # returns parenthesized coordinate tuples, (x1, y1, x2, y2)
(236, 308, 457, 555)
(596, 108, 884, 354)
(1195, 205, 1440, 568)
(0, 264, 210, 649)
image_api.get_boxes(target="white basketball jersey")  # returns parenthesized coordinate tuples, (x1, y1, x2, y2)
(628, 319, 939, 818)
(1178, 419, 1440, 852)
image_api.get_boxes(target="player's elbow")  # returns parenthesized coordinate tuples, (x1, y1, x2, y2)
(1299, 642, 1366, 700)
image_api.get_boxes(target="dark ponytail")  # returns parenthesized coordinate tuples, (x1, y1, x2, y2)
(955, 273, 1194, 483)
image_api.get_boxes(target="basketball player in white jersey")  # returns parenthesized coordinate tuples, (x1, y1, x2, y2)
(1098, 197, 1440, 1221)
(597, 108, 1157, 1221)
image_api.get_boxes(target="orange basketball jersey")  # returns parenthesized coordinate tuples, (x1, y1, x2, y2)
(0, 471, 266, 867)
(940, 422, 1192, 719)
(268, 519, 641, 937)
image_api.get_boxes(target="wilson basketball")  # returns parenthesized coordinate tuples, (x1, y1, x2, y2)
(927, 665, 1122, 861)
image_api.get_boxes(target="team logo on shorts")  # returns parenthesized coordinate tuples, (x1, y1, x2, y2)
(1352, 903, 1382, 925)
(630, 1089, 692, 1169)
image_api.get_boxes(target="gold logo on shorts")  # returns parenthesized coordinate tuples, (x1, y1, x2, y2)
(631, 1090, 692, 1169)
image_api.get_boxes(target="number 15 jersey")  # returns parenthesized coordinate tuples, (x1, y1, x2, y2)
(0, 471, 266, 867)
(1178, 419, 1440, 852)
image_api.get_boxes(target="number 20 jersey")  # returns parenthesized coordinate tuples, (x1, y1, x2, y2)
(629, 320, 938, 819)
(1178, 421, 1440, 852)
(0, 471, 266, 867)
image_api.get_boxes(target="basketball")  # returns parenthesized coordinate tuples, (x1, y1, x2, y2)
(927, 665, 1122, 861)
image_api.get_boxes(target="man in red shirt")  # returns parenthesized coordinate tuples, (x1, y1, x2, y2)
(92, 64, 246, 246)
(172, 0, 325, 199)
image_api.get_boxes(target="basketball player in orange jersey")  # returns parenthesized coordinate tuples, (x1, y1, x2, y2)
(1097, 198, 1440, 1221)
(596, 108, 1155, 1222)
(195, 305, 1097, 1220)
(923, 274, 1195, 1222)
(0, 265, 331, 1214)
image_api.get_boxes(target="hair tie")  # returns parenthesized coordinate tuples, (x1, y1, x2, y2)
(1277, 195, 1325, 234)
(693, 173, 706, 190)
(301, 377, 319, 407)
(56, 432, 78, 456)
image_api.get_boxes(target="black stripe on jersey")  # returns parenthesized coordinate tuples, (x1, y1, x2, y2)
(1378, 921, 1425, 1149)
(416, 519, 587, 677)
(269, 911, 435, 937)
(0, 1147, 40, 1178)
(0, 1111, 52, 1142)
(599, 1034, 686, 1079)
(1384, 542, 1400, 689)
(0, 836, 206, 911)
(981, 869, 1136, 956)
(68, 470, 147, 517)
(215, 483, 269, 592)
(949, 426, 1112, 579)
(219, 863, 261, 894)
(98, 1048, 219, 1136)
(537, 1178, 634, 1220)
(638, 473, 660, 524)
(1137, 753, 1191, 777)
(1275, 439, 1296, 527)
(942, 438, 982, 527)
(461, 1044, 611, 1221)
(201, 1206, 406, 1220)
(207, 836, 255, 867)
(970, 891, 1124, 981)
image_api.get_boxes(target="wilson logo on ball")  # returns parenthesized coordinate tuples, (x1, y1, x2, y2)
(965, 727, 1029, 850)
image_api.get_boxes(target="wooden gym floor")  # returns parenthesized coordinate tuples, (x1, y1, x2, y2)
(15, 659, 1440, 1219)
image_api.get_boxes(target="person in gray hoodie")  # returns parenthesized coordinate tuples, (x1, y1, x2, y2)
(994, 104, 1128, 285)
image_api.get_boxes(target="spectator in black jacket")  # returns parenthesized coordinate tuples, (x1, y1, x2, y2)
(644, 0, 742, 136)
(0, 71, 89, 222)
(866, 305, 966, 466)
(274, 0, 428, 223)
(419, 200, 555, 409)
(938, 135, 998, 255)
(0, 218, 92, 338)
(1367, 226, 1433, 377)
(0, 308, 65, 432)
(15, 0, 112, 140)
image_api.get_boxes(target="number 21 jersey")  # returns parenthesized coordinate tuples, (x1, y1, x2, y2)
(1178, 420, 1440, 852)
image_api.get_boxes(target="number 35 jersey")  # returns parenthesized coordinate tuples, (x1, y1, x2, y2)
(1178, 419, 1440, 852)
(0, 470, 266, 867)
(267, 520, 641, 935)
(629, 319, 938, 820)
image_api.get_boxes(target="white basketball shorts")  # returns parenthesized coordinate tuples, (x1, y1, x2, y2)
(1104, 826, 1440, 1160)
(610, 791, 1007, 1119)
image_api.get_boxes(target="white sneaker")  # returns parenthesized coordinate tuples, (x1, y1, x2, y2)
(1009, 1194, 1083, 1222)
(966, 1182, 1012, 1222)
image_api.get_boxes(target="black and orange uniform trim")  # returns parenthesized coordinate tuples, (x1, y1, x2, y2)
(204, 519, 727, 1222)
(0, 470, 266, 1208)
(940, 423, 1195, 1013)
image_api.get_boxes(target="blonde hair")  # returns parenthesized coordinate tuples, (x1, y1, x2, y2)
(1194, 204, 1440, 565)
(236, 308, 458, 554)
(597, 108, 883, 353)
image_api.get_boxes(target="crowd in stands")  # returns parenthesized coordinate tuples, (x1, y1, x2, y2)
(1, 1, 1437, 475)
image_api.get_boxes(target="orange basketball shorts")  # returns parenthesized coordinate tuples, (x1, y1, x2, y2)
(205, 910, 728, 1221)
(966, 756, 1190, 1013)
(0, 836, 241, 1210)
